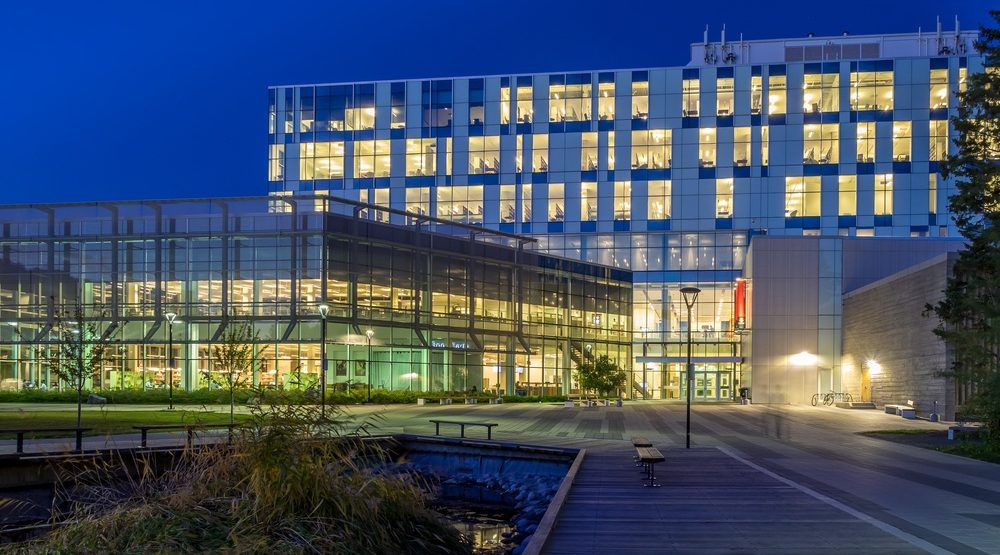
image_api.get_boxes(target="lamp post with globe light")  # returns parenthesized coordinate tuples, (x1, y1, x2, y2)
(680, 286, 701, 449)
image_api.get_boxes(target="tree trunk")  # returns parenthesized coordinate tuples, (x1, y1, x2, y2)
(76, 374, 83, 431)
(230, 386, 235, 425)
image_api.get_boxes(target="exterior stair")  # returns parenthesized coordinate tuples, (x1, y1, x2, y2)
(836, 401, 877, 409)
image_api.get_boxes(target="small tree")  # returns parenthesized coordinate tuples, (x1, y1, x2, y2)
(574, 355, 628, 398)
(209, 322, 268, 424)
(30, 305, 115, 431)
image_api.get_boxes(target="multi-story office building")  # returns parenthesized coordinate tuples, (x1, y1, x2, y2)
(266, 27, 980, 403)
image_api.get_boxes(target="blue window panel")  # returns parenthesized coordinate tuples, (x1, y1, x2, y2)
(598, 120, 614, 131)
(761, 166, 769, 177)
(632, 70, 648, 81)
(959, 57, 967, 68)
(581, 170, 598, 181)
(566, 121, 590, 133)
(517, 76, 532, 87)
(930, 108, 949, 120)
(768, 114, 786, 126)
(717, 116, 734, 127)
(856, 163, 875, 175)
(929, 161, 941, 174)
(822, 113, 839, 124)
(549, 122, 565, 133)
(857, 111, 876, 122)
(354, 178, 375, 189)
(699, 167, 717, 179)
(804, 63, 822, 73)
(838, 216, 857, 228)
(876, 110, 894, 122)
(468, 175, 485, 185)
(374, 177, 391, 188)
(751, 65, 762, 76)
(804, 113, 822, 124)
(520, 223, 532, 233)
(598, 72, 614, 83)
(499, 223, 515, 233)
(682, 118, 699, 128)
(390, 128, 405, 140)
(443, 175, 453, 186)
(683, 68, 700, 79)
(516, 123, 532, 134)
(632, 119, 649, 130)
(929, 214, 937, 226)
(354, 129, 375, 141)
(568, 73, 590, 85)
(930, 58, 949, 69)
(802, 216, 821, 229)
(432, 127, 453, 138)
(608, 170, 619, 181)
(547, 222, 564, 233)
(910, 225, 929, 233)
(768, 64, 786, 76)
(501, 126, 513, 136)
(850, 61, 859, 71)
(468, 125, 484, 136)
(405, 176, 435, 187)
(715, 218, 733, 229)
(734, 166, 751, 178)
(849, 112, 858, 123)
(614, 220, 631, 232)
(874, 215, 893, 226)
(717, 67, 734, 78)
(501, 76, 510, 87)
(804, 164, 838, 176)
(580, 221, 597, 232)
(549, 74, 565, 85)
(531, 173, 549, 184)
(892, 162, 911, 174)
(751, 114, 762, 126)
(648, 220, 671, 231)
(823, 62, 840, 73)
(785, 217, 803, 228)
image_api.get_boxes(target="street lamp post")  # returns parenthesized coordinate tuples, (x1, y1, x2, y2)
(365, 329, 374, 404)
(165, 312, 177, 410)
(318, 304, 329, 419)
(680, 287, 701, 449)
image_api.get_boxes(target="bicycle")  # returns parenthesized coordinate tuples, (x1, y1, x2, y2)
(811, 391, 854, 406)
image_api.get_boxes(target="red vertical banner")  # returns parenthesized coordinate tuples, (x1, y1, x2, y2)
(734, 279, 747, 330)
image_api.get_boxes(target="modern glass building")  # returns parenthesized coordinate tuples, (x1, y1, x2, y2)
(265, 27, 981, 401)
(0, 197, 631, 395)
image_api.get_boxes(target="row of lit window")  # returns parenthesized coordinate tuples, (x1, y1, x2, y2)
(272, 121, 949, 181)
(272, 69, 966, 133)
(327, 173, 930, 225)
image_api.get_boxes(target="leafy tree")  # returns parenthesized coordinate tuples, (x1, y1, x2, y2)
(208, 322, 268, 424)
(928, 11, 1000, 438)
(29, 305, 116, 431)
(574, 355, 628, 398)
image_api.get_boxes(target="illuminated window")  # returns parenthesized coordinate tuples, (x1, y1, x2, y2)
(716, 179, 733, 217)
(631, 129, 671, 169)
(353, 140, 391, 178)
(522, 184, 533, 222)
(930, 120, 949, 161)
(850, 71, 894, 111)
(405, 187, 430, 216)
(733, 127, 751, 166)
(299, 142, 344, 180)
(875, 174, 893, 215)
(516, 85, 533, 123)
(300, 88, 315, 132)
(469, 79, 484, 125)
(368, 188, 390, 222)
(268, 144, 284, 182)
(346, 87, 375, 131)
(581, 182, 597, 221)
(857, 122, 875, 163)
(785, 176, 820, 217)
(607, 131, 615, 170)
(598, 83, 615, 120)
(751, 76, 763, 115)
(390, 82, 406, 129)
(469, 136, 500, 174)
(549, 82, 591, 122)
(699, 128, 716, 167)
(803, 73, 839, 113)
(930, 69, 949, 109)
(548, 183, 565, 222)
(761, 126, 770, 165)
(500, 185, 516, 223)
(648, 180, 671, 220)
(682, 78, 700, 117)
(614, 181, 631, 220)
(838, 176, 857, 216)
(803, 124, 839, 164)
(405, 139, 436, 176)
(892, 122, 912, 162)
(500, 85, 511, 125)
(717, 78, 733, 116)
(959, 67, 968, 94)
(532, 134, 549, 172)
(515, 135, 524, 173)
(768, 75, 786, 115)
(445, 137, 453, 175)
(929, 174, 938, 214)
(581, 132, 598, 171)
(436, 185, 483, 224)
(632, 81, 649, 119)
(423, 81, 452, 127)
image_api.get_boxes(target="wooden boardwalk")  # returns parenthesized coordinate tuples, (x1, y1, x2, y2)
(541, 447, 926, 554)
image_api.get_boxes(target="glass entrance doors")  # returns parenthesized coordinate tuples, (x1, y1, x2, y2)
(634, 362, 736, 401)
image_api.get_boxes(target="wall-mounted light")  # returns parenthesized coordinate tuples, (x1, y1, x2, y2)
(866, 359, 882, 374)
(789, 351, 817, 366)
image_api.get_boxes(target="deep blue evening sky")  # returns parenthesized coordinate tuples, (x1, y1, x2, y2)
(0, 1, 990, 205)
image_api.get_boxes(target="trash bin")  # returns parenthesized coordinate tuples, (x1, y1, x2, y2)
(739, 387, 750, 405)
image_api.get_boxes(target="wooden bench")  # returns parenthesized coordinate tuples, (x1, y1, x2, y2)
(428, 419, 498, 440)
(0, 427, 92, 454)
(133, 423, 244, 449)
(631, 436, 652, 466)
(635, 446, 665, 487)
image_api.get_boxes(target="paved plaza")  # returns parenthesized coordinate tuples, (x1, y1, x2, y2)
(1, 402, 998, 553)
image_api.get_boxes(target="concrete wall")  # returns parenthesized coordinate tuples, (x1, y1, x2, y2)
(842, 253, 955, 419)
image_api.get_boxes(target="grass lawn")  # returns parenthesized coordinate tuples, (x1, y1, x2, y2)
(860, 429, 1000, 464)
(0, 409, 254, 438)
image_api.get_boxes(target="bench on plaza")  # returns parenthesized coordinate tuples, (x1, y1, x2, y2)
(428, 419, 498, 440)
(631, 436, 653, 466)
(0, 427, 92, 454)
(133, 423, 244, 449)
(884, 401, 916, 419)
(635, 446, 665, 487)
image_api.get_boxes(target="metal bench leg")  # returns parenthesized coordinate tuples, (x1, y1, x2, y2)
(459, 424, 465, 438)
(141, 430, 148, 449)
(16, 433, 24, 455)
(487, 427, 492, 440)
(435, 422, 440, 435)
(644, 462, 661, 488)
(75, 429, 83, 453)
